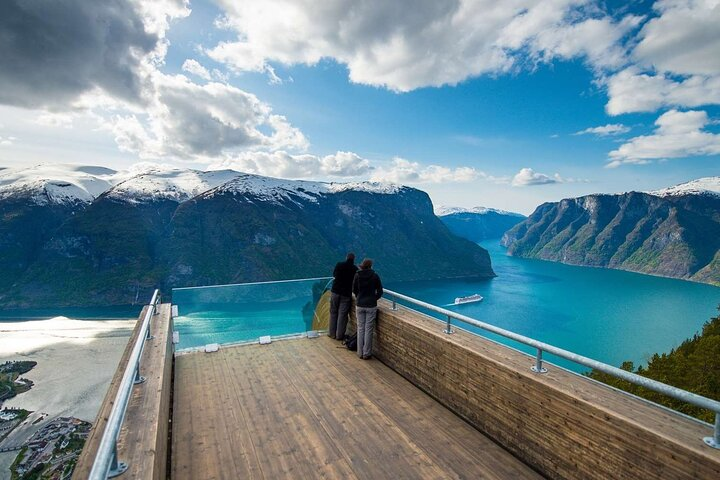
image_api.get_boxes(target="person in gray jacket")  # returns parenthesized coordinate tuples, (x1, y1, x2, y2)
(352, 258, 383, 359)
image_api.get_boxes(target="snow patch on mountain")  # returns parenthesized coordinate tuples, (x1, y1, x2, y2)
(435, 205, 525, 217)
(210, 174, 327, 203)
(0, 164, 122, 205)
(326, 182, 403, 195)
(0, 163, 407, 206)
(107, 168, 241, 203)
(649, 177, 720, 198)
(209, 174, 404, 204)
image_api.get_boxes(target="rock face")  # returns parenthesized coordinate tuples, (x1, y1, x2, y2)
(437, 206, 526, 242)
(0, 165, 494, 308)
(501, 178, 720, 286)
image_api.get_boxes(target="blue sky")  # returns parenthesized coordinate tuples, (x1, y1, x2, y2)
(0, 0, 718, 213)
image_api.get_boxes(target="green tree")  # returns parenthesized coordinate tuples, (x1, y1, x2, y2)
(589, 307, 720, 423)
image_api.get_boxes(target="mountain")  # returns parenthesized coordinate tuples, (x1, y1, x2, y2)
(436, 206, 526, 242)
(501, 177, 720, 285)
(0, 164, 494, 308)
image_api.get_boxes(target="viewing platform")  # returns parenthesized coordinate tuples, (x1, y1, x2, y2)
(172, 336, 539, 479)
(74, 280, 720, 479)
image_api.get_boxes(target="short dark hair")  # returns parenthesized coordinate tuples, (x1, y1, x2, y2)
(360, 258, 373, 269)
(346, 252, 355, 261)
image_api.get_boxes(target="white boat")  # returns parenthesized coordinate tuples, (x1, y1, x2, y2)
(454, 294, 483, 305)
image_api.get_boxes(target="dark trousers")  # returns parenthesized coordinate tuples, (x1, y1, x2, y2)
(329, 293, 351, 339)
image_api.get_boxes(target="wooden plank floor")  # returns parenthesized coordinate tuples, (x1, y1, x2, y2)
(171, 337, 544, 480)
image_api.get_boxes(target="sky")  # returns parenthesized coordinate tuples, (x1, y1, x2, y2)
(0, 0, 719, 214)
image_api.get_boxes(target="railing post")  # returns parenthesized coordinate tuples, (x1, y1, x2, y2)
(133, 364, 146, 385)
(147, 297, 158, 340)
(531, 348, 548, 373)
(704, 412, 720, 449)
(391, 296, 397, 311)
(443, 315, 454, 334)
(107, 443, 128, 478)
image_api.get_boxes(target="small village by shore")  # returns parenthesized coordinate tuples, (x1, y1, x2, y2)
(0, 361, 91, 480)
(0, 361, 36, 404)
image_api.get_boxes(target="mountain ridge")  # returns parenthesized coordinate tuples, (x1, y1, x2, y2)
(502, 179, 720, 286)
(0, 164, 495, 308)
(0, 164, 408, 206)
(437, 205, 526, 242)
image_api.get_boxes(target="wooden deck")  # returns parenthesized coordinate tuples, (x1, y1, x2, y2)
(74, 304, 173, 480)
(171, 336, 544, 479)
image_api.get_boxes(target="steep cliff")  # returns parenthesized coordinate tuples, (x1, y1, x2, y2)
(502, 178, 720, 285)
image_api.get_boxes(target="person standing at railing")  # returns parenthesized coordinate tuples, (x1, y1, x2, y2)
(352, 258, 383, 360)
(329, 252, 358, 340)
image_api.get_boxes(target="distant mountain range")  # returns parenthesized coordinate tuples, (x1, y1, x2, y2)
(436, 206, 526, 242)
(0, 164, 494, 308)
(502, 177, 720, 286)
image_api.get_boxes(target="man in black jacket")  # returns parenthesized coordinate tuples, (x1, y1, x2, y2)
(329, 252, 357, 340)
(352, 258, 383, 359)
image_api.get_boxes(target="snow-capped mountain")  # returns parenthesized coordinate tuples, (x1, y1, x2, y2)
(209, 174, 405, 205)
(649, 177, 720, 198)
(0, 164, 123, 204)
(436, 205, 526, 242)
(435, 205, 525, 217)
(0, 163, 405, 206)
(0, 163, 493, 308)
(107, 168, 242, 203)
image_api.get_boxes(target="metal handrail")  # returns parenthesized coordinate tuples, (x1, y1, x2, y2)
(384, 288, 720, 449)
(173, 276, 333, 290)
(89, 289, 161, 479)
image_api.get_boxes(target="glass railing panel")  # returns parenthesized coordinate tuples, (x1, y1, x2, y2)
(171, 277, 332, 349)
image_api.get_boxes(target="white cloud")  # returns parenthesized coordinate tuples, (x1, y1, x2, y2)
(210, 150, 372, 178)
(181, 59, 212, 81)
(0, 136, 14, 146)
(605, 68, 720, 115)
(575, 123, 630, 136)
(605, 1, 720, 115)
(0, 0, 189, 109)
(526, 14, 642, 71)
(369, 158, 479, 183)
(35, 112, 76, 128)
(0, 0, 314, 168)
(319, 151, 372, 176)
(105, 74, 309, 160)
(607, 109, 720, 167)
(511, 167, 586, 186)
(633, 0, 720, 76)
(512, 168, 561, 186)
(207, 0, 639, 92)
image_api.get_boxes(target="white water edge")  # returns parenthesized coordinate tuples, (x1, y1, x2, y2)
(0, 317, 135, 478)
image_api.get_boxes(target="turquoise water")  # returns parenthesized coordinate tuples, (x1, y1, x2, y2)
(169, 244, 719, 370)
(18, 244, 712, 371)
(389, 241, 720, 372)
